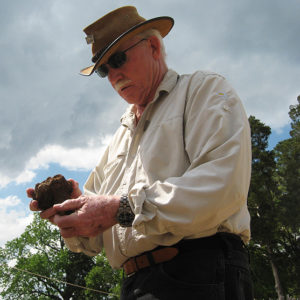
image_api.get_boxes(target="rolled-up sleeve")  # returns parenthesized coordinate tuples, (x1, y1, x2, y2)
(64, 235, 103, 256)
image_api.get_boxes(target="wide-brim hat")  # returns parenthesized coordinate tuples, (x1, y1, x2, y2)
(80, 6, 174, 76)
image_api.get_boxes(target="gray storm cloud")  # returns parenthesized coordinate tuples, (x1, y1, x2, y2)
(0, 0, 299, 180)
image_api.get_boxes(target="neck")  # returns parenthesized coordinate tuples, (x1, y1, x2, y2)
(135, 105, 145, 122)
(135, 66, 168, 122)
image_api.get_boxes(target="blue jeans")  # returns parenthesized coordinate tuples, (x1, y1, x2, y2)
(120, 233, 253, 300)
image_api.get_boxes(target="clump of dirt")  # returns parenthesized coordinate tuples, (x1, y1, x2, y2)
(33, 174, 73, 211)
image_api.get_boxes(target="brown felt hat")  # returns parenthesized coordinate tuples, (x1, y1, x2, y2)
(80, 6, 174, 76)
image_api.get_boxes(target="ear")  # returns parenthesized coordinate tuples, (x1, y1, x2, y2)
(148, 36, 161, 60)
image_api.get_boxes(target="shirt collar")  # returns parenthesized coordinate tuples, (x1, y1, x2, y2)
(154, 69, 179, 97)
(120, 69, 179, 129)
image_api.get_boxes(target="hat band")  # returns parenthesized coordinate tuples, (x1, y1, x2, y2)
(92, 48, 106, 63)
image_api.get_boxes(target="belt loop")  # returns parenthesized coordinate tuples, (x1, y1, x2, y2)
(146, 252, 156, 267)
(134, 256, 139, 271)
(245, 244, 251, 265)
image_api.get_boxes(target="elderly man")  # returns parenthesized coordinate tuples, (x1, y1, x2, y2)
(28, 6, 253, 300)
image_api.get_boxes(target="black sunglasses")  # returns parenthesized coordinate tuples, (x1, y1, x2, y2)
(95, 39, 147, 78)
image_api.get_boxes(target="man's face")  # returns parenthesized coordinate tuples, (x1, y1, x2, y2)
(106, 36, 162, 108)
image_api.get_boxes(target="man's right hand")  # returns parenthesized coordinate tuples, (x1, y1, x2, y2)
(27, 178, 82, 215)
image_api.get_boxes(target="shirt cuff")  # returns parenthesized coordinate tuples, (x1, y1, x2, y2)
(64, 235, 103, 256)
(128, 183, 157, 232)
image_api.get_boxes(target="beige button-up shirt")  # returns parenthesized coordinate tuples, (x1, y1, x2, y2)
(65, 69, 252, 269)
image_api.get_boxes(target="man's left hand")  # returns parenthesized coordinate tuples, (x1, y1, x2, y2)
(44, 195, 120, 238)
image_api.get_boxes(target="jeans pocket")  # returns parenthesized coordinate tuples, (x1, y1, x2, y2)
(161, 249, 224, 284)
(155, 249, 226, 299)
(156, 264, 224, 300)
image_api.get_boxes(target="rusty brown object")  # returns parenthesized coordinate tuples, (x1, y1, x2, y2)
(33, 174, 73, 211)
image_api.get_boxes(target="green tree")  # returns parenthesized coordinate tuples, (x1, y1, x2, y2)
(274, 97, 300, 231)
(273, 97, 300, 296)
(248, 116, 284, 299)
(0, 214, 122, 299)
(84, 254, 122, 299)
(248, 99, 300, 299)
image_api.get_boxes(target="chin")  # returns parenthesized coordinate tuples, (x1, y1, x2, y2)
(119, 93, 138, 105)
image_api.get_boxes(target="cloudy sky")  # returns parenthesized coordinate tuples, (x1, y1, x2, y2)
(0, 0, 299, 246)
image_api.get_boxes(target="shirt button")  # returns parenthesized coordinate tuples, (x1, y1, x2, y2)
(223, 104, 230, 111)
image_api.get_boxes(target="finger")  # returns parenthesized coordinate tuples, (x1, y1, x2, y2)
(53, 198, 84, 212)
(26, 188, 35, 199)
(29, 200, 40, 211)
(59, 227, 77, 238)
(68, 178, 77, 187)
(68, 179, 82, 198)
(40, 206, 58, 220)
(53, 213, 79, 229)
(48, 216, 56, 225)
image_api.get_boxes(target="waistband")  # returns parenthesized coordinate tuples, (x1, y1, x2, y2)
(122, 232, 246, 276)
(176, 232, 245, 253)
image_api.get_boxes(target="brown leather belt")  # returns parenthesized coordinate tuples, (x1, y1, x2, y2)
(122, 233, 245, 276)
(122, 247, 179, 276)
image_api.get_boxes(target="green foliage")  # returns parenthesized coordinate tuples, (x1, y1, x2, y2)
(274, 98, 300, 233)
(273, 97, 300, 296)
(84, 254, 122, 299)
(248, 243, 277, 299)
(248, 97, 300, 299)
(248, 116, 282, 298)
(248, 116, 281, 247)
(288, 96, 300, 139)
(0, 214, 122, 299)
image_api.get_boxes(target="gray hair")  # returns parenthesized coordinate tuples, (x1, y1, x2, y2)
(137, 28, 166, 59)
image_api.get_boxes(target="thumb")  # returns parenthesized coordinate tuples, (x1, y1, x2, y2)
(53, 198, 85, 212)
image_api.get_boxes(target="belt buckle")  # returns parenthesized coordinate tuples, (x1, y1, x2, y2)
(123, 256, 139, 277)
(127, 271, 136, 277)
